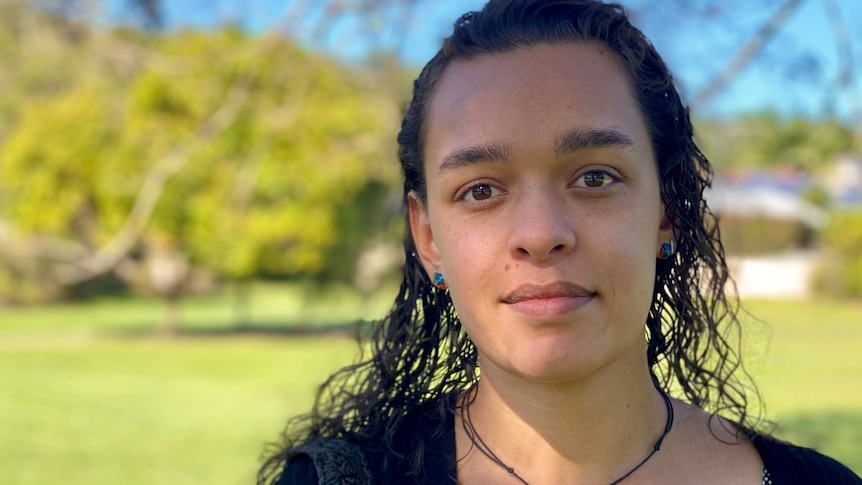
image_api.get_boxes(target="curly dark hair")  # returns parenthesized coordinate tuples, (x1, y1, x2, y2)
(259, 1, 761, 482)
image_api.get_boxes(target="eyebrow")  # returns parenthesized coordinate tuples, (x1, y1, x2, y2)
(438, 143, 510, 173)
(554, 128, 634, 155)
(436, 127, 634, 174)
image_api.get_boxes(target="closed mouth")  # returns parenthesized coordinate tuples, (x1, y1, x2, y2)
(502, 282, 595, 304)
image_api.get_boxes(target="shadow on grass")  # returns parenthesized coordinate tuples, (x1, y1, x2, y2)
(773, 410, 862, 475)
(109, 319, 373, 340)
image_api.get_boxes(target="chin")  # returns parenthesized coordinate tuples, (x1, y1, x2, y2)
(502, 343, 605, 384)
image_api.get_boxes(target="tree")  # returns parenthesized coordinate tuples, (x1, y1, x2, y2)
(815, 209, 862, 297)
(695, 114, 856, 171)
(3, 0, 860, 314)
(0, 8, 401, 331)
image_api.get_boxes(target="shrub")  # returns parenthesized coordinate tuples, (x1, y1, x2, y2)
(814, 209, 862, 298)
(718, 216, 814, 256)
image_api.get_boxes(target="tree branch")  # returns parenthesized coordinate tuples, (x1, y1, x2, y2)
(821, 0, 861, 131)
(693, 0, 806, 106)
(55, 75, 253, 285)
(47, 5, 314, 286)
(3, 0, 405, 290)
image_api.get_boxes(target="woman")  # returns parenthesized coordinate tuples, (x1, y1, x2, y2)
(260, 1, 862, 483)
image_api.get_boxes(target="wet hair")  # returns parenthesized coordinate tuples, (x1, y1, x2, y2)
(259, 1, 759, 482)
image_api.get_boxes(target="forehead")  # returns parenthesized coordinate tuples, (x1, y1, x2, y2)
(423, 42, 650, 166)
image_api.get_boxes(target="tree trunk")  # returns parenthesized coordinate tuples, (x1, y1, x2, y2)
(160, 294, 181, 336)
(232, 280, 252, 329)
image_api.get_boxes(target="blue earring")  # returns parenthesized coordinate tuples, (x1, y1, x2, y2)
(433, 270, 447, 290)
(660, 239, 676, 259)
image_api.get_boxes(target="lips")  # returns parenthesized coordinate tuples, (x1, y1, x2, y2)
(502, 282, 595, 303)
(502, 282, 595, 318)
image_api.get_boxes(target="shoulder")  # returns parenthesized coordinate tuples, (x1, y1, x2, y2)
(278, 453, 317, 485)
(752, 433, 862, 484)
(667, 403, 861, 485)
(662, 402, 764, 484)
(360, 394, 457, 483)
(278, 394, 457, 485)
(279, 439, 372, 485)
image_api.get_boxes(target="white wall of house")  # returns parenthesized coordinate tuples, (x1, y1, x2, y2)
(727, 251, 818, 299)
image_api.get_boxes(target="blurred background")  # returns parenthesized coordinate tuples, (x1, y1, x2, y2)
(0, 0, 860, 483)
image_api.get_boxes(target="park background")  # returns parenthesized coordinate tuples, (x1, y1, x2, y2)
(1, 0, 861, 483)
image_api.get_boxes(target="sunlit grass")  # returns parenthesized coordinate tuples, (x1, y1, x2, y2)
(741, 299, 862, 472)
(0, 336, 359, 485)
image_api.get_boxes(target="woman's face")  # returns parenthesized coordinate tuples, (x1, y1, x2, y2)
(410, 42, 671, 383)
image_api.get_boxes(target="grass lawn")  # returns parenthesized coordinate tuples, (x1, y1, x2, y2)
(1, 286, 860, 483)
(0, 337, 357, 485)
(740, 299, 862, 472)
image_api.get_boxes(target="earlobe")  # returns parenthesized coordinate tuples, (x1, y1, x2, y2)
(407, 191, 442, 278)
(656, 206, 677, 259)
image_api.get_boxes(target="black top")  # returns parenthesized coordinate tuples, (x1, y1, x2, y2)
(751, 433, 861, 485)
(280, 397, 861, 484)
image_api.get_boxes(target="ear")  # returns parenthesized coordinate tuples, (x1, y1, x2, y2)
(408, 191, 442, 280)
(656, 203, 676, 258)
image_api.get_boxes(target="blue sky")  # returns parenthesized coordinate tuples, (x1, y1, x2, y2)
(110, 0, 862, 121)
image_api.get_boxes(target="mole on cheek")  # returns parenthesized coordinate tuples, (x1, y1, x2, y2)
(505, 264, 510, 271)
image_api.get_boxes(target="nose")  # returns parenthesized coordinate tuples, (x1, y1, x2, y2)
(507, 186, 576, 262)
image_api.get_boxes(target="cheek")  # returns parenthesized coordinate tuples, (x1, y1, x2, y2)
(431, 218, 505, 321)
(438, 231, 496, 334)
(436, 219, 499, 277)
(604, 219, 659, 305)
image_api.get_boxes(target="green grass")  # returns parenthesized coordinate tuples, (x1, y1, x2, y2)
(0, 283, 376, 485)
(0, 336, 358, 485)
(1, 289, 860, 483)
(739, 299, 862, 472)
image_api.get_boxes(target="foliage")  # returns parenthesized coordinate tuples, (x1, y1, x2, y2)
(0, 7, 402, 305)
(695, 113, 857, 172)
(695, 114, 859, 259)
(813, 209, 862, 298)
(2, 3, 860, 309)
(717, 216, 814, 256)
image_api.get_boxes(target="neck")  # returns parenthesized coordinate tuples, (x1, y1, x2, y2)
(456, 358, 671, 484)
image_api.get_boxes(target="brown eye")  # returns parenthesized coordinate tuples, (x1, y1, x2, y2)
(583, 171, 605, 187)
(470, 184, 494, 200)
(575, 170, 618, 189)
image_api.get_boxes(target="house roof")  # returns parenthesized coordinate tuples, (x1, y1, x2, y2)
(704, 180, 826, 228)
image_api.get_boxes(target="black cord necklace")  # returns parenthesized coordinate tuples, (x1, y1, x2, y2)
(460, 388, 675, 485)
